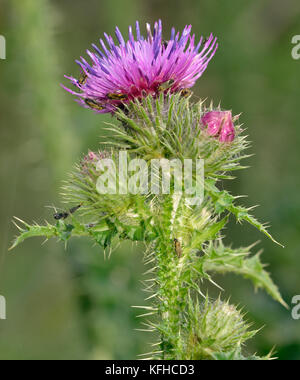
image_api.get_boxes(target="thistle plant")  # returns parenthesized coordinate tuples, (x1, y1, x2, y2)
(11, 21, 286, 360)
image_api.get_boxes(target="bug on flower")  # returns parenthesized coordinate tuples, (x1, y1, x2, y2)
(78, 71, 88, 87)
(107, 93, 128, 101)
(84, 98, 105, 111)
(180, 89, 193, 97)
(174, 238, 183, 258)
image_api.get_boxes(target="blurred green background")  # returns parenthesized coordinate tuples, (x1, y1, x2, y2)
(0, 0, 299, 360)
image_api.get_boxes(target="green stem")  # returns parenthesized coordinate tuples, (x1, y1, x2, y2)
(151, 196, 188, 359)
(156, 239, 181, 359)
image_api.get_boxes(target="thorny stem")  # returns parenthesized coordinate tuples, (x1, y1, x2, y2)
(151, 195, 187, 359)
(156, 239, 182, 359)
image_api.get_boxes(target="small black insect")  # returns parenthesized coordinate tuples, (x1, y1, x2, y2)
(69, 204, 82, 215)
(85, 223, 97, 228)
(54, 204, 82, 221)
(54, 212, 69, 220)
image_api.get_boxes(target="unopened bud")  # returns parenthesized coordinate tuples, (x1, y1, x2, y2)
(201, 110, 235, 143)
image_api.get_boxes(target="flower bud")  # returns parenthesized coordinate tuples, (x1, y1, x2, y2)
(184, 298, 255, 360)
(201, 110, 235, 143)
(80, 150, 110, 174)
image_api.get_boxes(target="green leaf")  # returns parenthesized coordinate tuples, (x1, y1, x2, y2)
(10, 217, 90, 250)
(230, 204, 284, 247)
(203, 243, 288, 308)
(126, 225, 145, 241)
(10, 218, 57, 250)
(191, 216, 229, 249)
(90, 228, 117, 249)
(56, 221, 74, 242)
(206, 184, 283, 247)
(214, 191, 235, 214)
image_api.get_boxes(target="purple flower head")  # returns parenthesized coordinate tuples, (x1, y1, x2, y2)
(201, 110, 235, 143)
(63, 21, 218, 114)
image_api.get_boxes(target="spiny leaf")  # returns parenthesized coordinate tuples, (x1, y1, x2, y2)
(205, 183, 283, 247)
(10, 213, 158, 251)
(10, 218, 57, 250)
(190, 215, 229, 249)
(203, 243, 287, 308)
(230, 205, 284, 247)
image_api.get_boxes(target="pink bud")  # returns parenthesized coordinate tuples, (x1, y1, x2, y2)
(81, 150, 110, 174)
(87, 151, 98, 161)
(201, 111, 235, 143)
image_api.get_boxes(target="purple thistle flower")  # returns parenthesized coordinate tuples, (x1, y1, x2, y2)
(63, 20, 218, 114)
(201, 110, 235, 143)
